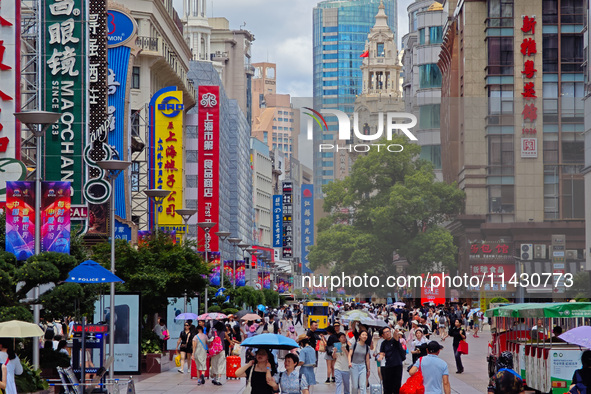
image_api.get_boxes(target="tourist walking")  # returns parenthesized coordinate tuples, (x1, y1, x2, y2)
(408, 341, 450, 394)
(348, 330, 371, 394)
(176, 321, 193, 374)
(235, 348, 278, 394)
(297, 335, 317, 388)
(191, 326, 208, 385)
(378, 326, 406, 394)
(448, 319, 466, 374)
(333, 333, 350, 394)
(269, 353, 310, 394)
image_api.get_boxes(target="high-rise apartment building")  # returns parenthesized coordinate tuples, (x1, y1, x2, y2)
(439, 0, 586, 300)
(312, 0, 397, 196)
(583, 0, 591, 272)
(251, 63, 300, 164)
(402, 1, 446, 180)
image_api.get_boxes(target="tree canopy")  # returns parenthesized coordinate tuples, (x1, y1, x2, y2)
(308, 136, 464, 290)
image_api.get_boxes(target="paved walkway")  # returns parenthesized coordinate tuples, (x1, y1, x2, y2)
(133, 326, 494, 393)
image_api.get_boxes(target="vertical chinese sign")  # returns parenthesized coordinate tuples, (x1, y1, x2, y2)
(148, 86, 184, 235)
(43, 0, 86, 205)
(282, 181, 293, 259)
(520, 15, 538, 158)
(83, 0, 110, 235)
(105, 8, 138, 222)
(0, 0, 23, 206)
(6, 181, 34, 260)
(301, 184, 314, 274)
(197, 86, 220, 252)
(41, 181, 71, 253)
(272, 195, 283, 247)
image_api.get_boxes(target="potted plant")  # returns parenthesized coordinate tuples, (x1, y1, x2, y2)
(141, 331, 170, 373)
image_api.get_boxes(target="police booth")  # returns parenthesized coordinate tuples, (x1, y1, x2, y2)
(71, 324, 109, 385)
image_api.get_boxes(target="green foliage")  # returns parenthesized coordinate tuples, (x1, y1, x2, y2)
(308, 136, 465, 293)
(489, 297, 510, 306)
(0, 305, 33, 322)
(15, 358, 49, 392)
(222, 308, 239, 315)
(208, 305, 221, 312)
(262, 289, 279, 307)
(141, 327, 163, 355)
(232, 286, 265, 309)
(566, 272, 591, 299)
(92, 234, 209, 318)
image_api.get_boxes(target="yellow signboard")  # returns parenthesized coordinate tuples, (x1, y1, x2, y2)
(154, 91, 184, 234)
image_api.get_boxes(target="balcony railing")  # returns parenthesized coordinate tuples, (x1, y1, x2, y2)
(136, 36, 159, 52)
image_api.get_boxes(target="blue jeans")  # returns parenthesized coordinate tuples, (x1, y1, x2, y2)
(335, 369, 350, 394)
(350, 363, 367, 394)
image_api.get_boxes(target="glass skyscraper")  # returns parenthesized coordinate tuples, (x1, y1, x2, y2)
(313, 0, 397, 196)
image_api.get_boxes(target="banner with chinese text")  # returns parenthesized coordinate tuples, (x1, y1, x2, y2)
(148, 87, 184, 234)
(301, 184, 313, 274)
(41, 181, 71, 253)
(5, 181, 34, 260)
(43, 0, 86, 205)
(272, 195, 282, 247)
(197, 86, 220, 251)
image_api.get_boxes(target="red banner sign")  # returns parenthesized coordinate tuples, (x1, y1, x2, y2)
(421, 273, 446, 306)
(197, 86, 220, 251)
(470, 263, 516, 282)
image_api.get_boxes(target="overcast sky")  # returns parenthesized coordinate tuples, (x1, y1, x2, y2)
(174, 0, 414, 97)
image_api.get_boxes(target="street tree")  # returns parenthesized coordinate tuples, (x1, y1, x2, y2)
(308, 136, 464, 290)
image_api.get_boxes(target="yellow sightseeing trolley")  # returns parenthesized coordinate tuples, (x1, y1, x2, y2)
(303, 301, 330, 330)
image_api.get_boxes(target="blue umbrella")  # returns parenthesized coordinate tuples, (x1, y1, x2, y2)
(257, 304, 266, 312)
(241, 333, 299, 350)
(65, 260, 124, 283)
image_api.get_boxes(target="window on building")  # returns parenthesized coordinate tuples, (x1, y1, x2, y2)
(185, 199, 197, 209)
(132, 67, 140, 89)
(321, 152, 334, 158)
(186, 125, 197, 139)
(186, 175, 197, 188)
(560, 0, 585, 24)
(543, 35, 559, 72)
(186, 150, 197, 162)
(542, 0, 558, 24)
(273, 143, 277, 149)
(488, 135, 514, 175)
(543, 138, 559, 164)
(419, 104, 440, 129)
(562, 178, 584, 218)
(488, 185, 515, 213)
(272, 136, 277, 142)
(272, 126, 277, 130)
(323, 170, 334, 176)
(562, 140, 584, 163)
(488, 0, 513, 27)
(376, 43, 384, 56)
(488, 86, 514, 115)
(131, 111, 140, 137)
(429, 26, 443, 44)
(263, 131, 268, 143)
(419, 29, 425, 45)
(560, 35, 584, 71)
(418, 64, 442, 89)
(419, 145, 441, 169)
(487, 37, 513, 75)
(130, 161, 139, 192)
(322, 160, 334, 167)
(188, 225, 197, 237)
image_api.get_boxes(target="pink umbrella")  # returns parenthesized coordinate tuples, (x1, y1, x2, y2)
(198, 312, 228, 321)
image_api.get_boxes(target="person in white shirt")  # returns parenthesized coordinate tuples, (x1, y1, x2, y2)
(0, 339, 23, 394)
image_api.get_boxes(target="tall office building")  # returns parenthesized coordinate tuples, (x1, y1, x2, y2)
(313, 0, 397, 196)
(583, 0, 591, 272)
(402, 1, 446, 180)
(439, 0, 586, 301)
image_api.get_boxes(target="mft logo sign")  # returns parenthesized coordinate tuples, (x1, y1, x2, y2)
(304, 108, 418, 153)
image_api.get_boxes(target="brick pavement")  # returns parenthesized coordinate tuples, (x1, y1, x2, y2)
(133, 326, 494, 393)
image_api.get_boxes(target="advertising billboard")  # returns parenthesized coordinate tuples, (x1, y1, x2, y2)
(300, 184, 313, 274)
(5, 181, 35, 260)
(197, 86, 220, 251)
(148, 87, 184, 235)
(41, 181, 71, 253)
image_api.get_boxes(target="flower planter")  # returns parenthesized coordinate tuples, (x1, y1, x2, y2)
(143, 353, 170, 374)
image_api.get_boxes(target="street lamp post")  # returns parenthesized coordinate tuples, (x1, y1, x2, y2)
(245, 247, 257, 288)
(13, 111, 61, 370)
(214, 231, 231, 287)
(227, 238, 242, 289)
(239, 242, 250, 290)
(176, 209, 197, 243)
(197, 222, 216, 313)
(96, 160, 131, 381)
(143, 189, 171, 232)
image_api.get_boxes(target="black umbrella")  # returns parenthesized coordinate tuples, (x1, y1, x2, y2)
(235, 310, 251, 319)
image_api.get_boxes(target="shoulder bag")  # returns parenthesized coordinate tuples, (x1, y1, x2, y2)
(243, 364, 255, 394)
(400, 357, 425, 394)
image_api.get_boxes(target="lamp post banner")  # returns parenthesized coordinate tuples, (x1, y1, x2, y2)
(197, 86, 220, 251)
(5, 181, 35, 260)
(41, 181, 71, 253)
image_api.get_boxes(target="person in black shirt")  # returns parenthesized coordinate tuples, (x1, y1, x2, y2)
(377, 326, 406, 394)
(570, 350, 591, 393)
(324, 326, 338, 383)
(448, 319, 466, 374)
(306, 321, 322, 367)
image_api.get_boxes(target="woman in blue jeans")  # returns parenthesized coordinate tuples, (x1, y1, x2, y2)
(333, 333, 350, 394)
(348, 330, 371, 394)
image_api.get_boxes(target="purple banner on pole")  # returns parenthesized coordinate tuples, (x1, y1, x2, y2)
(41, 182, 71, 254)
(5, 181, 35, 260)
(235, 260, 245, 287)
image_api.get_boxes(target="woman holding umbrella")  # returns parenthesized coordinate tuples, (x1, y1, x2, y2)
(235, 348, 277, 394)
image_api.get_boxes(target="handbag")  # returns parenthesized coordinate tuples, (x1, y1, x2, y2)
(232, 345, 242, 356)
(400, 357, 425, 394)
(162, 329, 170, 341)
(316, 338, 326, 352)
(174, 354, 181, 367)
(458, 340, 469, 355)
(243, 364, 255, 394)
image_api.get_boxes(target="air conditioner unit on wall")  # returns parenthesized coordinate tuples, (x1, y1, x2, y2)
(534, 244, 546, 259)
(521, 244, 533, 260)
(565, 250, 577, 260)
